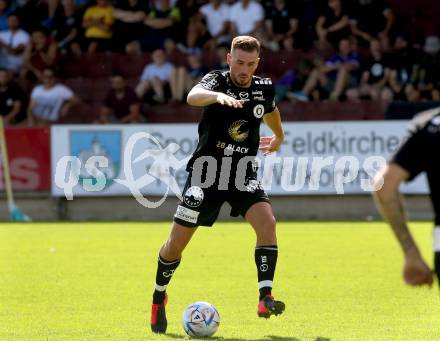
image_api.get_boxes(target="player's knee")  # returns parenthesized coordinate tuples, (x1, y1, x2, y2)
(258, 215, 277, 242)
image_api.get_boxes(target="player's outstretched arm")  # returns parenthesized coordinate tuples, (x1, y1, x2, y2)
(260, 107, 284, 155)
(187, 85, 244, 108)
(373, 163, 433, 286)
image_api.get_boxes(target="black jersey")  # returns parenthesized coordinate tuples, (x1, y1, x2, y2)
(187, 70, 276, 175)
(391, 107, 440, 225)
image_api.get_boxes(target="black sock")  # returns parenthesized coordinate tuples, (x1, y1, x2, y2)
(153, 254, 180, 304)
(435, 252, 440, 286)
(255, 245, 278, 300)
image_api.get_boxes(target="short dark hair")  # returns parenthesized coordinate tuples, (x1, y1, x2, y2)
(231, 36, 260, 55)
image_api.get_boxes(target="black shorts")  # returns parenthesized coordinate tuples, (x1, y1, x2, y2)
(173, 172, 270, 228)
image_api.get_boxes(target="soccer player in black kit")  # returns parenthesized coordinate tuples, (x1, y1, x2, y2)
(150, 36, 285, 334)
(374, 107, 440, 287)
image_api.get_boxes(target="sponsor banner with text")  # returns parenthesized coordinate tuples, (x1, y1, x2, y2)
(0, 127, 50, 191)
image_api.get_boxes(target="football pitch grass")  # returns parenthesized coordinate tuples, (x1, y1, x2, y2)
(1, 222, 440, 341)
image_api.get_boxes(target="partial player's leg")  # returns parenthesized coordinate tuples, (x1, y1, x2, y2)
(434, 227, 440, 286)
(151, 222, 197, 333)
(245, 202, 285, 318)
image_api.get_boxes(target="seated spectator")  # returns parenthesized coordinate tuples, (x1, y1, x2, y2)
(140, 0, 181, 52)
(265, 0, 298, 51)
(229, 0, 263, 37)
(14, 0, 51, 32)
(348, 0, 394, 48)
(135, 48, 174, 103)
(346, 38, 393, 101)
(293, 0, 321, 49)
(112, 0, 150, 54)
(82, 0, 114, 53)
(52, 0, 83, 57)
(388, 33, 422, 101)
(191, 0, 230, 50)
(0, 68, 27, 125)
(404, 36, 440, 102)
(230, 0, 278, 51)
(170, 50, 208, 102)
(275, 59, 313, 102)
(27, 68, 78, 126)
(315, 0, 350, 50)
(100, 74, 142, 123)
(0, 0, 12, 32)
(291, 38, 360, 101)
(0, 14, 30, 74)
(20, 28, 58, 81)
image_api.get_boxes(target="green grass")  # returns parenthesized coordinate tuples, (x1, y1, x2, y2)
(1, 222, 440, 341)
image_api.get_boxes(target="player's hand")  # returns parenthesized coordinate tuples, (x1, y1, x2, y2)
(259, 135, 282, 155)
(216, 93, 244, 108)
(403, 251, 433, 286)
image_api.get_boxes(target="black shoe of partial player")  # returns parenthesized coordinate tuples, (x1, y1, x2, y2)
(151, 294, 168, 333)
(257, 295, 285, 318)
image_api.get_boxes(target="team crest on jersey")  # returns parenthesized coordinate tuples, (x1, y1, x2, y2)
(431, 116, 440, 126)
(228, 120, 249, 142)
(183, 186, 204, 207)
(253, 104, 265, 118)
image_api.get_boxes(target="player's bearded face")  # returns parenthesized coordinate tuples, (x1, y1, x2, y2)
(227, 49, 260, 87)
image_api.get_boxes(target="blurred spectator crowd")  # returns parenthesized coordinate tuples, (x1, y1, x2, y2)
(0, 0, 438, 125)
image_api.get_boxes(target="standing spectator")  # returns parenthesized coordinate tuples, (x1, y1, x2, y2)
(316, 0, 350, 49)
(197, 0, 230, 49)
(0, 14, 30, 74)
(265, 0, 298, 51)
(20, 28, 58, 81)
(140, 0, 181, 52)
(346, 38, 393, 101)
(100, 74, 142, 123)
(27, 68, 78, 126)
(82, 0, 114, 53)
(348, 0, 394, 48)
(291, 38, 360, 101)
(52, 0, 83, 57)
(169, 50, 208, 102)
(0, 68, 27, 125)
(135, 48, 174, 103)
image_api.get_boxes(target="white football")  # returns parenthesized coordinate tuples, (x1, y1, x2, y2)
(181, 301, 220, 338)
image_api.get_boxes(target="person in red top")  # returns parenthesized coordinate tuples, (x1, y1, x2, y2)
(20, 28, 58, 81)
(100, 74, 142, 123)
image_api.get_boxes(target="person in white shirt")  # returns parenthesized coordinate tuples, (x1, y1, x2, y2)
(28, 68, 78, 126)
(229, 0, 264, 37)
(0, 14, 30, 73)
(199, 0, 230, 48)
(136, 48, 174, 103)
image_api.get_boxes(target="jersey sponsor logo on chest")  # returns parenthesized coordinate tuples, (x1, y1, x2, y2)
(216, 140, 249, 154)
